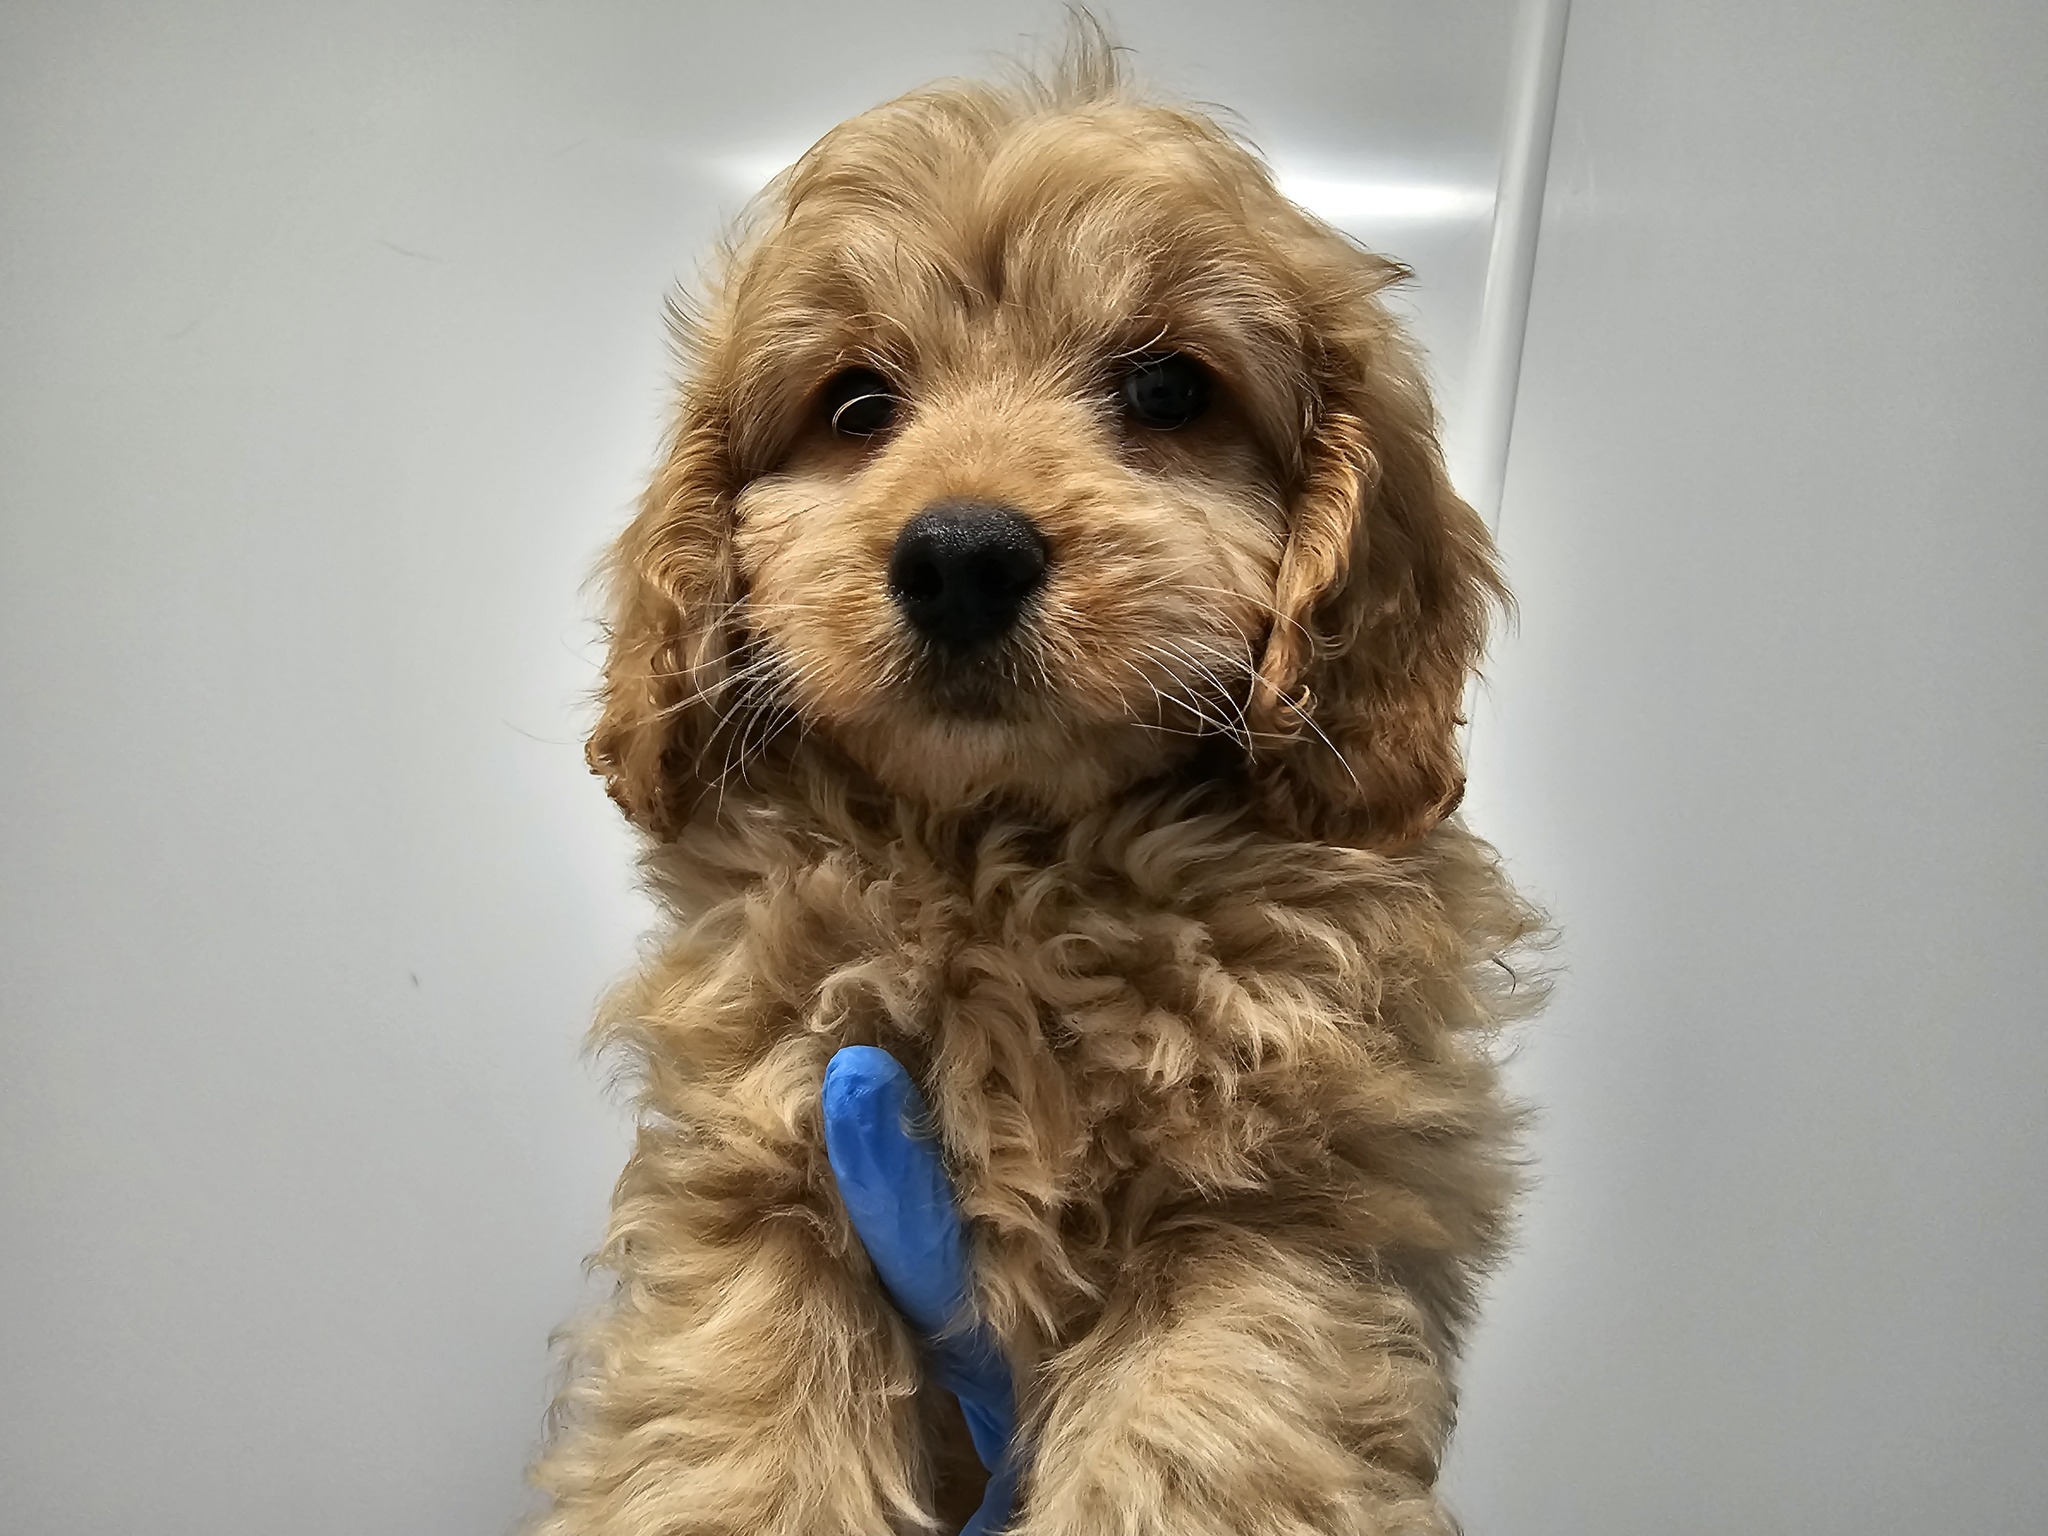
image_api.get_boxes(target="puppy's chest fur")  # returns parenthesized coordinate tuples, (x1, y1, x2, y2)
(616, 807, 1534, 1356)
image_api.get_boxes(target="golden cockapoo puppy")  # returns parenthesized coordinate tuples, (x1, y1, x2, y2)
(533, 32, 1545, 1536)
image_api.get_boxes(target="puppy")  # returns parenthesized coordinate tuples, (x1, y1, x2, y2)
(534, 31, 1545, 1536)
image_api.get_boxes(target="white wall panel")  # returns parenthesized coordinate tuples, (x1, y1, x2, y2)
(1447, 2, 2048, 1531)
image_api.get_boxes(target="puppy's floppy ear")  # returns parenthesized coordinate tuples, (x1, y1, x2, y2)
(1248, 268, 1507, 847)
(586, 384, 738, 840)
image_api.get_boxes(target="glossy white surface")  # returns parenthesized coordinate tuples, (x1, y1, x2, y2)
(0, 4, 1522, 1532)
(1449, 0, 2048, 1530)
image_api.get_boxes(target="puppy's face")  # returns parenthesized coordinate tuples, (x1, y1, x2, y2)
(727, 111, 1308, 813)
(593, 79, 1504, 844)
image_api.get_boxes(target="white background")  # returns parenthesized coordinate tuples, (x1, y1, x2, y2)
(3, 3, 2043, 1533)
(1451, 3, 2048, 1528)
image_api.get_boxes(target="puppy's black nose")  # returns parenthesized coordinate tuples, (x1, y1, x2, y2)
(888, 503, 1049, 650)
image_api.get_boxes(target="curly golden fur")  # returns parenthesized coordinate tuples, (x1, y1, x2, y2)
(533, 28, 1546, 1536)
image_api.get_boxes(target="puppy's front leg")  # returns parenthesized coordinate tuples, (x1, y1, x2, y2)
(1016, 1230, 1458, 1536)
(532, 1122, 930, 1536)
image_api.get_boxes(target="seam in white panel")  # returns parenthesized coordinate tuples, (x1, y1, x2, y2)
(1461, 0, 1572, 535)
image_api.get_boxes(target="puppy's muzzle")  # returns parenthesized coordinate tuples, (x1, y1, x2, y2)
(887, 502, 1049, 651)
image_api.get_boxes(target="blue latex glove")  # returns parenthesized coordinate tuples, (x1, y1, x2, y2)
(822, 1046, 1019, 1536)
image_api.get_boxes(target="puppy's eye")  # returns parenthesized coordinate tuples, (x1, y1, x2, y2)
(821, 367, 899, 437)
(1120, 352, 1212, 430)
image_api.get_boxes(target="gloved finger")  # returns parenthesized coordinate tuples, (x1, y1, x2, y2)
(822, 1045, 1020, 1473)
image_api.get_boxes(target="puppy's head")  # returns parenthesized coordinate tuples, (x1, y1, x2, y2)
(590, 43, 1504, 846)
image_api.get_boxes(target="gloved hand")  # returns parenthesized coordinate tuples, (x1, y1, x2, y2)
(822, 1046, 1020, 1536)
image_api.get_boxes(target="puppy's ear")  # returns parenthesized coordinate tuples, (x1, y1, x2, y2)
(1249, 278, 1507, 847)
(586, 387, 738, 839)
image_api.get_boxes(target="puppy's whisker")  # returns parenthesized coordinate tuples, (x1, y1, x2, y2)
(654, 653, 789, 720)
(1153, 638, 1255, 750)
(1131, 683, 1213, 741)
(1267, 684, 1363, 792)
(1139, 640, 1244, 745)
(1172, 629, 1354, 776)
(1111, 320, 1173, 363)
(1172, 632, 1263, 704)
(1121, 651, 1218, 741)
(736, 600, 840, 621)
(1170, 619, 1350, 763)
(706, 653, 827, 817)
(1175, 586, 1315, 645)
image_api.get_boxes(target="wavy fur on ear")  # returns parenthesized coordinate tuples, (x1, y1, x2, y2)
(1250, 252, 1508, 849)
(585, 347, 740, 838)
